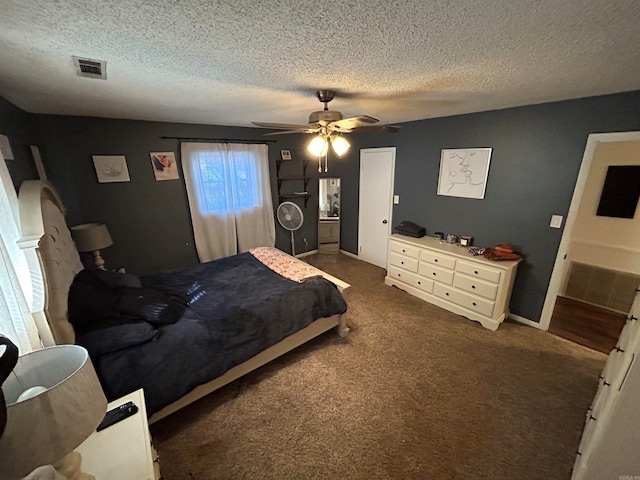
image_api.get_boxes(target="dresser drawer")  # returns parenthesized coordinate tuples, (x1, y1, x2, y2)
(390, 241, 420, 259)
(456, 260, 501, 284)
(433, 284, 495, 317)
(388, 265, 434, 293)
(419, 249, 456, 269)
(453, 273, 498, 300)
(418, 262, 454, 285)
(389, 252, 419, 273)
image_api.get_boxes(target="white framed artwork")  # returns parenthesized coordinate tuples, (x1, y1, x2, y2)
(149, 151, 179, 181)
(437, 148, 492, 199)
(92, 155, 131, 183)
(280, 149, 291, 160)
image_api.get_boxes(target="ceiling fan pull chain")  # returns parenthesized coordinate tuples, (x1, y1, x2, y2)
(318, 155, 322, 172)
(324, 154, 328, 172)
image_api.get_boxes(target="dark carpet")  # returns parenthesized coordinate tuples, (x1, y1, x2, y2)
(150, 253, 604, 480)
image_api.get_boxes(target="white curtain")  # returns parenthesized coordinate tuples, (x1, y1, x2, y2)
(181, 142, 275, 262)
(0, 153, 40, 353)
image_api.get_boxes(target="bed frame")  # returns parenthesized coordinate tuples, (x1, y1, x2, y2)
(18, 180, 350, 424)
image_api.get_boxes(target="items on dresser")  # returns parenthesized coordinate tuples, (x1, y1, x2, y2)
(459, 235, 473, 247)
(393, 220, 426, 238)
(445, 233, 458, 244)
(385, 234, 521, 330)
(571, 288, 640, 480)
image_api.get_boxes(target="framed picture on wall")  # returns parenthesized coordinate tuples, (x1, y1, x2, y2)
(92, 155, 130, 183)
(437, 148, 492, 199)
(150, 151, 179, 181)
(280, 149, 291, 160)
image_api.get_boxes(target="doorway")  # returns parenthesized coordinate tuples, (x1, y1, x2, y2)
(541, 132, 640, 349)
(318, 178, 340, 254)
(358, 147, 396, 268)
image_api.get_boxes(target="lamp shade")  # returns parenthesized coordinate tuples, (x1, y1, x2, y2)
(0, 345, 107, 479)
(331, 136, 350, 157)
(307, 136, 329, 157)
(70, 223, 113, 252)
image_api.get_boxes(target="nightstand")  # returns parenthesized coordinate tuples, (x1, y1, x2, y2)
(76, 389, 160, 479)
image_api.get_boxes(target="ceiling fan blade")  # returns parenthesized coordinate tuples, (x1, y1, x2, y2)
(330, 115, 379, 131)
(262, 129, 319, 136)
(252, 122, 314, 130)
(354, 124, 402, 133)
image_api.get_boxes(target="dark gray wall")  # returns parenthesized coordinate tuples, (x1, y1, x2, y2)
(340, 90, 640, 322)
(0, 97, 39, 189)
(3, 91, 640, 323)
(31, 114, 318, 275)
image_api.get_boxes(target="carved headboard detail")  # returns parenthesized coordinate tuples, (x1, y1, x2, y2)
(18, 180, 83, 345)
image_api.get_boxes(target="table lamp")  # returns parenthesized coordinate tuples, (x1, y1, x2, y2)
(0, 345, 107, 480)
(70, 223, 113, 270)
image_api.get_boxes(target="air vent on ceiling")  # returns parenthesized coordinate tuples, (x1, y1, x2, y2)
(72, 56, 107, 80)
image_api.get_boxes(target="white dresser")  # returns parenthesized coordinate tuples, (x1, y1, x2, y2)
(571, 288, 640, 480)
(385, 234, 521, 330)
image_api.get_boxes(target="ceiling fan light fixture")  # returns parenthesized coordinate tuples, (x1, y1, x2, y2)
(308, 135, 329, 156)
(331, 136, 350, 157)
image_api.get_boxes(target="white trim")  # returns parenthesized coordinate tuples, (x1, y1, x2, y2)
(339, 249, 359, 260)
(509, 313, 543, 329)
(296, 249, 318, 259)
(540, 131, 640, 331)
(570, 239, 640, 255)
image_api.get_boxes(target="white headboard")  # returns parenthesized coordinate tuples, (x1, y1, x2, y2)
(18, 180, 83, 345)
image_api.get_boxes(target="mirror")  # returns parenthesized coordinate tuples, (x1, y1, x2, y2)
(318, 178, 340, 253)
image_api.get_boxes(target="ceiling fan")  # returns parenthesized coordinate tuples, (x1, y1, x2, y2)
(252, 90, 400, 171)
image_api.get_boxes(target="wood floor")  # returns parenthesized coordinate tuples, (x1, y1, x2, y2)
(549, 296, 626, 353)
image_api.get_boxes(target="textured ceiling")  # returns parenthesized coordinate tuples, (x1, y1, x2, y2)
(1, 0, 640, 128)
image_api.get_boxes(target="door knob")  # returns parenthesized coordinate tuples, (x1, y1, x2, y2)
(382, 219, 388, 224)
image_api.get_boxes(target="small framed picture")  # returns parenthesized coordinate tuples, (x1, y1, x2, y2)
(92, 155, 130, 183)
(280, 150, 291, 160)
(150, 152, 179, 181)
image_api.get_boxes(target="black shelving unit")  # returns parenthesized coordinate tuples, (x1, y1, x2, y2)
(276, 159, 311, 208)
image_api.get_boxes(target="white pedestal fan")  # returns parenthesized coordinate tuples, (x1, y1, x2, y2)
(276, 201, 304, 256)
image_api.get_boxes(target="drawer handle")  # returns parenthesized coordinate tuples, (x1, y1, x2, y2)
(474, 270, 479, 275)
(445, 292, 449, 296)
(432, 272, 437, 276)
(402, 249, 406, 253)
(397, 273, 401, 277)
(472, 302, 477, 306)
(471, 285, 476, 289)
(417, 281, 421, 285)
(401, 261, 404, 264)
(434, 259, 438, 263)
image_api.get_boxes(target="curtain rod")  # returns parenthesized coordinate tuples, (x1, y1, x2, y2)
(161, 136, 277, 144)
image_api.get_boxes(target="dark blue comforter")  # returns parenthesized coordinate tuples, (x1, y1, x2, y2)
(90, 253, 347, 416)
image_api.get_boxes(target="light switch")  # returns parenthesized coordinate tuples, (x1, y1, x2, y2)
(393, 195, 399, 204)
(550, 215, 563, 228)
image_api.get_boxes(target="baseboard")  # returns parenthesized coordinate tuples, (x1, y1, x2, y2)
(509, 313, 544, 330)
(339, 249, 359, 259)
(296, 249, 318, 259)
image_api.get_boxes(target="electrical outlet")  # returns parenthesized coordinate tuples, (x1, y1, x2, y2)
(550, 215, 563, 228)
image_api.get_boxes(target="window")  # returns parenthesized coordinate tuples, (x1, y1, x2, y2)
(181, 142, 275, 261)
(196, 150, 261, 214)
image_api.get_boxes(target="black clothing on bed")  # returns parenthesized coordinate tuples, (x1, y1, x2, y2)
(72, 253, 347, 416)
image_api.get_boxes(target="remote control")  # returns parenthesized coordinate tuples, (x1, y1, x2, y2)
(97, 401, 139, 431)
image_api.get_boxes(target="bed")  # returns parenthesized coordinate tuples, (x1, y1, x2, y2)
(17, 180, 350, 424)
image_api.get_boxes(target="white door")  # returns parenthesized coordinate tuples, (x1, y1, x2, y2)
(358, 147, 396, 268)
